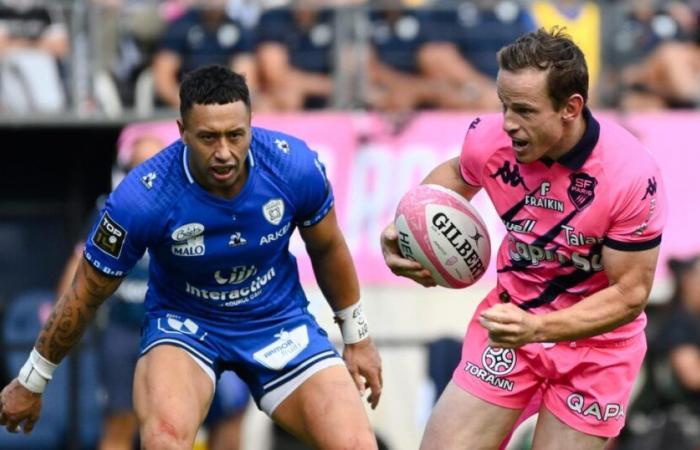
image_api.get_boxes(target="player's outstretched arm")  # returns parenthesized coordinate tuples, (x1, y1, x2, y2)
(380, 157, 480, 286)
(480, 245, 660, 347)
(0, 258, 122, 433)
(299, 207, 383, 409)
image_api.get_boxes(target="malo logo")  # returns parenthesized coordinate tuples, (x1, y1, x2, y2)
(568, 173, 597, 211)
(490, 161, 529, 190)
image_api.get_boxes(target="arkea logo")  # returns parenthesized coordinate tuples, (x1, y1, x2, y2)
(642, 177, 657, 200)
(490, 161, 529, 190)
(260, 222, 291, 245)
(253, 325, 309, 370)
(262, 199, 285, 225)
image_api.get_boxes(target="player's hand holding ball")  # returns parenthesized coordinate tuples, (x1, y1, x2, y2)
(382, 184, 490, 288)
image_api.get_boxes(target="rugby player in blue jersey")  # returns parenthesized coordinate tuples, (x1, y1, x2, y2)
(0, 65, 382, 449)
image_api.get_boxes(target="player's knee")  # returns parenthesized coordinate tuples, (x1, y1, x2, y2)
(329, 427, 377, 450)
(140, 417, 192, 450)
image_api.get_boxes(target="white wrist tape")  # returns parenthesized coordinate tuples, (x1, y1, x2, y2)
(334, 300, 369, 344)
(17, 348, 58, 394)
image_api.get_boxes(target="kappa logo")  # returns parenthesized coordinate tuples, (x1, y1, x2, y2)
(92, 213, 127, 258)
(490, 161, 529, 190)
(253, 325, 309, 371)
(642, 177, 657, 200)
(482, 347, 517, 376)
(274, 139, 290, 153)
(141, 172, 157, 189)
(262, 199, 285, 225)
(568, 173, 597, 211)
(171, 223, 206, 257)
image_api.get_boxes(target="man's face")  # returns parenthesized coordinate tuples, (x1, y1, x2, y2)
(496, 68, 566, 164)
(178, 101, 252, 198)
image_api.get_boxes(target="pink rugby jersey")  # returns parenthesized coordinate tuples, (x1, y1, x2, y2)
(459, 109, 667, 343)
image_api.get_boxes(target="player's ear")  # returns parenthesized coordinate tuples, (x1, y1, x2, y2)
(177, 119, 185, 137)
(561, 93, 584, 123)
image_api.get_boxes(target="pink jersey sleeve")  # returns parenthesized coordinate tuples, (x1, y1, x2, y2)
(459, 115, 502, 187)
(605, 155, 667, 250)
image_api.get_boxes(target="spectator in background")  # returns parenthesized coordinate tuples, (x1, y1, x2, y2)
(618, 7, 700, 110)
(417, 0, 535, 110)
(256, 1, 336, 110)
(0, 0, 69, 114)
(656, 256, 700, 408)
(152, 0, 258, 109)
(530, 0, 601, 103)
(55, 122, 250, 450)
(598, 0, 688, 107)
(365, 1, 438, 111)
(90, 0, 166, 108)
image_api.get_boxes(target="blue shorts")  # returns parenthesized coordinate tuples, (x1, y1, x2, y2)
(139, 308, 344, 415)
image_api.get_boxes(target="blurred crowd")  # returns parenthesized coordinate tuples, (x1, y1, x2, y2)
(0, 0, 699, 116)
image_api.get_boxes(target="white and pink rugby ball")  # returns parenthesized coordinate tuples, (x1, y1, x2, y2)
(394, 184, 491, 289)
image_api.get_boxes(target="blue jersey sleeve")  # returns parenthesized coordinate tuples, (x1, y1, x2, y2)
(83, 171, 164, 277)
(292, 146, 334, 228)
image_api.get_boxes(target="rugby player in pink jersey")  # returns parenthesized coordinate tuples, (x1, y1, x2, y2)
(381, 28, 667, 450)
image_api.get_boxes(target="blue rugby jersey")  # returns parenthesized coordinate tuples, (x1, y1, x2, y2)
(84, 127, 334, 322)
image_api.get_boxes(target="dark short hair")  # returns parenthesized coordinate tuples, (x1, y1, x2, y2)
(497, 27, 588, 109)
(179, 65, 251, 120)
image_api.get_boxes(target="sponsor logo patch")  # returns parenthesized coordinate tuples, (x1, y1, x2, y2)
(141, 172, 157, 189)
(262, 199, 285, 225)
(171, 223, 205, 257)
(568, 173, 597, 211)
(253, 325, 309, 370)
(156, 314, 208, 341)
(92, 212, 126, 258)
(490, 161, 529, 190)
(482, 347, 516, 376)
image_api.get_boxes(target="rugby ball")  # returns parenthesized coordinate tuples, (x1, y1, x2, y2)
(394, 184, 490, 289)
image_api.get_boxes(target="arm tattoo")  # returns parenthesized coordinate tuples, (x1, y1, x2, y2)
(36, 261, 120, 363)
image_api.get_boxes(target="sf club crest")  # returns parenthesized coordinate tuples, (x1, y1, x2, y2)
(262, 199, 285, 225)
(568, 173, 597, 211)
(482, 347, 516, 376)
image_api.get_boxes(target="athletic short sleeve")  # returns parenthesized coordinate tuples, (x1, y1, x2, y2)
(459, 115, 501, 188)
(604, 160, 668, 251)
(292, 150, 334, 228)
(83, 173, 162, 277)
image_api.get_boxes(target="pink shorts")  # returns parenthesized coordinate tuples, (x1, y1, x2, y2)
(452, 291, 647, 438)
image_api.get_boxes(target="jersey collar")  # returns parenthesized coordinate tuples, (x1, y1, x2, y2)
(552, 107, 599, 170)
